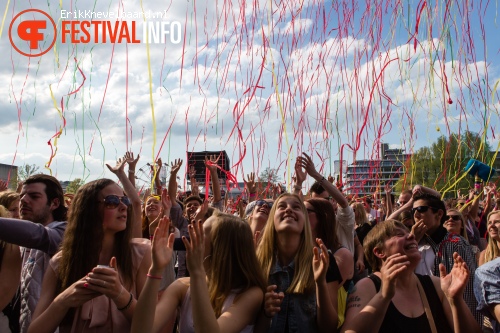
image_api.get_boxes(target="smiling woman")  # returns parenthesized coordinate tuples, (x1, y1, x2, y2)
(341, 220, 481, 333)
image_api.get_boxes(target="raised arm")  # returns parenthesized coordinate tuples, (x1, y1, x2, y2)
(384, 183, 394, 217)
(205, 155, 221, 203)
(293, 157, 307, 199)
(313, 239, 338, 332)
(168, 159, 183, 206)
(244, 172, 257, 203)
(125, 151, 140, 188)
(132, 216, 176, 333)
(188, 166, 200, 197)
(298, 153, 348, 208)
(438, 253, 481, 333)
(107, 156, 142, 238)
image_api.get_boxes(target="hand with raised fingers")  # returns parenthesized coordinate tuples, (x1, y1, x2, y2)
(312, 238, 329, 283)
(263, 285, 284, 319)
(244, 172, 257, 194)
(182, 220, 206, 276)
(85, 257, 125, 301)
(190, 178, 200, 196)
(297, 153, 321, 179)
(106, 157, 127, 175)
(124, 151, 140, 170)
(204, 155, 220, 173)
(294, 158, 307, 185)
(0, 179, 8, 192)
(188, 165, 196, 179)
(384, 182, 393, 194)
(410, 219, 427, 242)
(379, 253, 410, 300)
(150, 216, 175, 274)
(170, 159, 183, 175)
(412, 185, 423, 197)
(327, 175, 335, 183)
(440, 252, 469, 301)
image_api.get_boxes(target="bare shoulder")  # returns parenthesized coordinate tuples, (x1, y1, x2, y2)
(346, 277, 377, 311)
(234, 286, 264, 305)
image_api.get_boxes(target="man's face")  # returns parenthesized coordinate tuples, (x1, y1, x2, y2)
(398, 193, 411, 206)
(20, 183, 55, 225)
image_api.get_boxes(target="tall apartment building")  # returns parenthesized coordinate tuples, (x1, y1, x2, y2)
(344, 144, 411, 196)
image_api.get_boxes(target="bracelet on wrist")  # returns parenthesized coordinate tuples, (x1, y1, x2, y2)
(117, 292, 133, 311)
(293, 185, 302, 191)
(128, 169, 135, 174)
(147, 273, 162, 280)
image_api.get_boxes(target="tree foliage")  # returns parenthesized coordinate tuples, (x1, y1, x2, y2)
(66, 178, 85, 194)
(17, 164, 41, 182)
(395, 131, 493, 196)
(259, 167, 280, 184)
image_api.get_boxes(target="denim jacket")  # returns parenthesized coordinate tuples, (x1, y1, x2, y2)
(268, 259, 318, 333)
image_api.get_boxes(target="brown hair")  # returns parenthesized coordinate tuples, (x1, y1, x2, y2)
(306, 198, 340, 251)
(0, 190, 20, 210)
(206, 210, 267, 317)
(363, 219, 409, 271)
(24, 174, 67, 221)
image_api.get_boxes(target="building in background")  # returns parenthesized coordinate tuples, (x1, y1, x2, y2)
(344, 143, 411, 196)
(0, 163, 18, 189)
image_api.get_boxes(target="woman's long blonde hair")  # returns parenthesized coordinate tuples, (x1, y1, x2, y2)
(484, 210, 500, 264)
(256, 193, 315, 294)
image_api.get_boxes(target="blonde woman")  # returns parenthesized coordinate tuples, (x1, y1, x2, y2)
(255, 193, 338, 333)
(479, 211, 500, 266)
(132, 210, 266, 333)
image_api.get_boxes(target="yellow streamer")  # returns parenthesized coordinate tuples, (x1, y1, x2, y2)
(0, 0, 10, 39)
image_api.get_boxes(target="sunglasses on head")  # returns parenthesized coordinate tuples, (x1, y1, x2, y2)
(255, 200, 272, 208)
(445, 215, 461, 221)
(101, 195, 131, 209)
(456, 202, 466, 206)
(411, 206, 437, 215)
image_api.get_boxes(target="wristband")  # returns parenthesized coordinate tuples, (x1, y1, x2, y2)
(128, 170, 135, 174)
(117, 292, 133, 311)
(293, 185, 302, 191)
(147, 273, 162, 280)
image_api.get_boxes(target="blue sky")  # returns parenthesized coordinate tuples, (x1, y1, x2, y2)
(1, 0, 498, 191)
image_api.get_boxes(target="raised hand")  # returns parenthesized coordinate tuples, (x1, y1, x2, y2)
(410, 219, 427, 242)
(263, 285, 284, 318)
(188, 165, 196, 178)
(294, 158, 307, 184)
(106, 157, 127, 175)
(124, 151, 140, 170)
(204, 155, 220, 173)
(170, 159, 183, 175)
(384, 182, 393, 193)
(439, 252, 469, 301)
(191, 200, 209, 223)
(0, 179, 8, 192)
(312, 238, 329, 283)
(244, 172, 257, 194)
(85, 257, 126, 300)
(297, 153, 321, 179)
(150, 216, 175, 274)
(160, 189, 172, 215)
(182, 220, 206, 275)
(379, 253, 410, 300)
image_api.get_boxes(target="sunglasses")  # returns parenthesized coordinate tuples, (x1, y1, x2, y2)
(411, 206, 437, 215)
(255, 200, 272, 208)
(445, 215, 461, 221)
(101, 195, 131, 209)
(456, 202, 466, 206)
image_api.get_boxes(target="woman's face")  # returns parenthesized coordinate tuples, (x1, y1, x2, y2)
(145, 196, 161, 219)
(487, 212, 500, 241)
(273, 196, 306, 235)
(101, 183, 129, 234)
(444, 210, 463, 235)
(379, 227, 420, 263)
(304, 201, 317, 238)
(8, 199, 20, 219)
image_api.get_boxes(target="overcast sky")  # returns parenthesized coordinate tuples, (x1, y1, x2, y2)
(1, 0, 499, 191)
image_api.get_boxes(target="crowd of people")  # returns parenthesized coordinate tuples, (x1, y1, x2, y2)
(0, 151, 499, 333)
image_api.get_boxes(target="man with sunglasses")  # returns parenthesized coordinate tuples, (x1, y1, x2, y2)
(413, 193, 482, 324)
(0, 174, 67, 333)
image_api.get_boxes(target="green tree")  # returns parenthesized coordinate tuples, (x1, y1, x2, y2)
(17, 164, 40, 182)
(66, 178, 84, 194)
(259, 167, 280, 184)
(395, 131, 493, 196)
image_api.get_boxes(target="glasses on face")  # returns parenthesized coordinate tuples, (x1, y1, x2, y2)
(445, 215, 461, 221)
(456, 202, 466, 207)
(411, 205, 436, 215)
(255, 200, 272, 208)
(101, 195, 131, 209)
